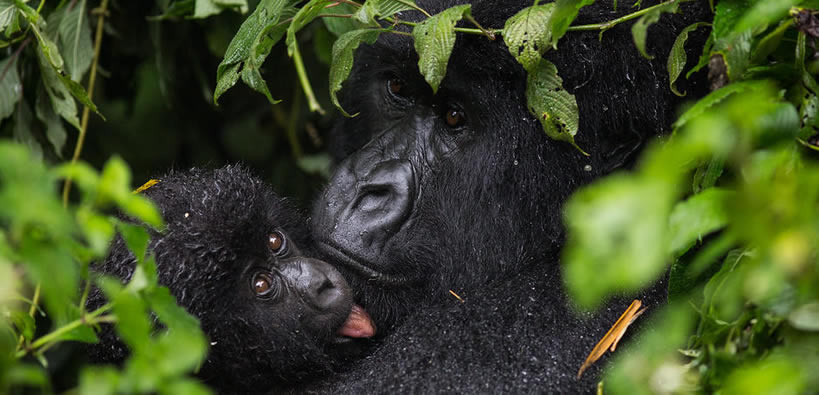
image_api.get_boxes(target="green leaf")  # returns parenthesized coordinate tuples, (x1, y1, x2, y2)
(214, 0, 292, 104)
(100, 278, 152, 353)
(713, 30, 752, 83)
(145, 287, 208, 374)
(56, 0, 94, 82)
(116, 221, 151, 264)
(159, 379, 212, 395)
(79, 366, 120, 395)
(0, 55, 21, 123)
(631, 0, 679, 59)
(76, 207, 115, 258)
(0, 1, 17, 32)
(502, 3, 555, 72)
(668, 22, 708, 96)
(321, 3, 367, 36)
(673, 81, 761, 130)
(38, 50, 80, 131)
(692, 156, 725, 193)
(121, 195, 163, 229)
(55, 71, 102, 118)
(52, 161, 99, 202)
(733, 0, 798, 33)
(286, 0, 336, 57)
(548, 0, 594, 48)
(525, 59, 583, 151)
(355, 0, 419, 24)
(788, 302, 819, 331)
(98, 156, 132, 205)
(193, 0, 248, 19)
(239, 6, 296, 104)
(35, 86, 67, 157)
(668, 188, 732, 257)
(722, 357, 807, 395)
(411, 4, 471, 93)
(329, 28, 382, 116)
(563, 174, 677, 308)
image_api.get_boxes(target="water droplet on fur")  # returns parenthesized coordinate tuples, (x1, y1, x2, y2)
(583, 165, 592, 172)
(210, 341, 218, 346)
(513, 160, 519, 166)
(184, 212, 190, 218)
(602, 105, 608, 111)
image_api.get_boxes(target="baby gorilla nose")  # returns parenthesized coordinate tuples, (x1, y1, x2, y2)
(284, 258, 352, 313)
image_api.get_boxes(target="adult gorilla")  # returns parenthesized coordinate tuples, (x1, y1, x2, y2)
(310, 0, 709, 391)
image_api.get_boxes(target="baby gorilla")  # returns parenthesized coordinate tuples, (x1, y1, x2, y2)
(85, 165, 375, 392)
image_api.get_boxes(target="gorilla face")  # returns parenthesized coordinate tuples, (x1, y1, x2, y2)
(87, 166, 375, 391)
(313, 0, 698, 329)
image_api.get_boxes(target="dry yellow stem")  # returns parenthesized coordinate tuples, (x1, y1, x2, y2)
(577, 299, 646, 379)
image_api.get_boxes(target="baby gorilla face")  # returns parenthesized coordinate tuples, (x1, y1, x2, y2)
(242, 228, 363, 339)
(86, 165, 374, 392)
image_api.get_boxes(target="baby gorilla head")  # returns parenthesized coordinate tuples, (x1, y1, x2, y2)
(86, 165, 375, 391)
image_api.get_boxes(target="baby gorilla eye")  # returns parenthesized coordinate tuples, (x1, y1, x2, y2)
(444, 108, 466, 128)
(387, 78, 407, 98)
(268, 231, 287, 255)
(252, 272, 276, 297)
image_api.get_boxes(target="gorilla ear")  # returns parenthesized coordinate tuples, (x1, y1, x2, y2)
(600, 127, 645, 173)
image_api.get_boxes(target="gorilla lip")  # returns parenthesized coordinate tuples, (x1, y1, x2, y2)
(316, 240, 412, 286)
(337, 304, 376, 338)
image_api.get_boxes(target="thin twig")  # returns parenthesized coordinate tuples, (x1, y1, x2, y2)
(15, 303, 113, 358)
(62, 0, 109, 206)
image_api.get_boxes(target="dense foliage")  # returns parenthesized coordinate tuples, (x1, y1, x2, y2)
(0, 0, 818, 393)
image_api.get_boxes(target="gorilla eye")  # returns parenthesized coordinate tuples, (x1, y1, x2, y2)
(268, 231, 287, 255)
(444, 108, 466, 128)
(252, 272, 276, 297)
(387, 78, 406, 98)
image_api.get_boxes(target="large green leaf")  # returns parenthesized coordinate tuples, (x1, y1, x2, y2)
(214, 0, 293, 104)
(502, 3, 554, 72)
(412, 4, 471, 93)
(329, 28, 382, 116)
(193, 0, 248, 19)
(525, 59, 582, 150)
(355, 0, 420, 24)
(563, 174, 676, 308)
(667, 188, 732, 257)
(56, 0, 94, 82)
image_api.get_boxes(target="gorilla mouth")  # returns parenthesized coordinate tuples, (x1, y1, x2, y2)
(316, 240, 413, 286)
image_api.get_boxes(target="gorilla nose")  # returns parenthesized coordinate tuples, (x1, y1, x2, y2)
(339, 160, 414, 255)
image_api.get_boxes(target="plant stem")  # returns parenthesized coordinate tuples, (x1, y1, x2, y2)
(16, 303, 113, 359)
(15, 284, 41, 351)
(62, 0, 108, 206)
(384, 0, 677, 38)
(291, 44, 325, 115)
(567, 0, 676, 31)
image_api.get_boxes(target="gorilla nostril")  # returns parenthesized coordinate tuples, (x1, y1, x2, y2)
(356, 185, 394, 212)
(316, 277, 336, 295)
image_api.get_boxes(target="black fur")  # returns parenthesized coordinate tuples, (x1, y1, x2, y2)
(309, 0, 710, 392)
(86, 166, 355, 392)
